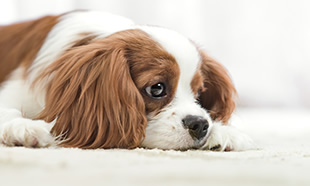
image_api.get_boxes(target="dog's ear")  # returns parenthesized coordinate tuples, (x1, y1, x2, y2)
(198, 50, 237, 124)
(34, 37, 147, 149)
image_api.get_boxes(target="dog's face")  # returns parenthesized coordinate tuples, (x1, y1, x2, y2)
(127, 27, 210, 149)
(127, 27, 235, 150)
(37, 27, 235, 150)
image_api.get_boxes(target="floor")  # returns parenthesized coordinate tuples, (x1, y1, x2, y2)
(0, 108, 310, 186)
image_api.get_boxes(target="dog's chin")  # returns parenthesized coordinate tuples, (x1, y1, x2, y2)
(140, 134, 208, 151)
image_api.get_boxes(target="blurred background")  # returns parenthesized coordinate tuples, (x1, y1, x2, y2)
(1, 0, 310, 108)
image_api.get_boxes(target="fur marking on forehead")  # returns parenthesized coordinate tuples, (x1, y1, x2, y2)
(136, 26, 201, 86)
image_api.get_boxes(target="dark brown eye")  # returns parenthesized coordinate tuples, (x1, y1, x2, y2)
(145, 83, 167, 99)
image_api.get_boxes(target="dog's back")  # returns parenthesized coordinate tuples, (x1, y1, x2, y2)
(0, 16, 58, 84)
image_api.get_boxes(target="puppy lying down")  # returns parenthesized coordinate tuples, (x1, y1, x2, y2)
(0, 11, 254, 151)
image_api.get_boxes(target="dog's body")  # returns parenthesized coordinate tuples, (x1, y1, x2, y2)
(0, 11, 253, 150)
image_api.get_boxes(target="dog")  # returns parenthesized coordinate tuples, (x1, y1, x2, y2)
(0, 11, 253, 150)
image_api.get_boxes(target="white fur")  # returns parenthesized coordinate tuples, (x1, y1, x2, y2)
(0, 107, 54, 147)
(0, 11, 253, 150)
(0, 69, 54, 147)
(141, 101, 212, 149)
(202, 122, 256, 151)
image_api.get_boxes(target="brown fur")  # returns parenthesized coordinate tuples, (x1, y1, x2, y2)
(126, 38, 180, 113)
(198, 51, 237, 123)
(0, 15, 59, 84)
(34, 29, 180, 149)
(70, 33, 98, 48)
(190, 70, 205, 99)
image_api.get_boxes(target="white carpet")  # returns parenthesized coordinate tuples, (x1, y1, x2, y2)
(0, 108, 310, 186)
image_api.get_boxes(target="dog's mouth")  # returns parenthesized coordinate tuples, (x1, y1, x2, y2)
(176, 136, 209, 151)
(139, 135, 208, 151)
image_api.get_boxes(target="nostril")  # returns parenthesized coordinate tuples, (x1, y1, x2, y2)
(203, 124, 208, 131)
(190, 124, 199, 131)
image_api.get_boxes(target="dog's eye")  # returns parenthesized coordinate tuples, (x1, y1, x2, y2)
(145, 83, 167, 99)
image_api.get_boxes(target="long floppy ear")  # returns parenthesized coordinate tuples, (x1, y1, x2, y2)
(198, 51, 237, 124)
(34, 38, 147, 149)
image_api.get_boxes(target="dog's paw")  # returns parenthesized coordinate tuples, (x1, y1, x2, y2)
(202, 123, 256, 151)
(0, 118, 55, 148)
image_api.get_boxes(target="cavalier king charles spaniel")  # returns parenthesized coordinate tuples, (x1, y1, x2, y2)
(0, 11, 253, 151)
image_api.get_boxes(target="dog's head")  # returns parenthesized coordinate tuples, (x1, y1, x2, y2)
(36, 27, 236, 149)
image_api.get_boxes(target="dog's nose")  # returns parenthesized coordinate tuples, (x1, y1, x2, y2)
(182, 115, 209, 140)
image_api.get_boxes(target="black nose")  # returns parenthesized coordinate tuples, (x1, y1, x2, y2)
(182, 115, 209, 140)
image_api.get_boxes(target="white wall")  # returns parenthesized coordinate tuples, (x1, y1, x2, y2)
(1, 0, 310, 107)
